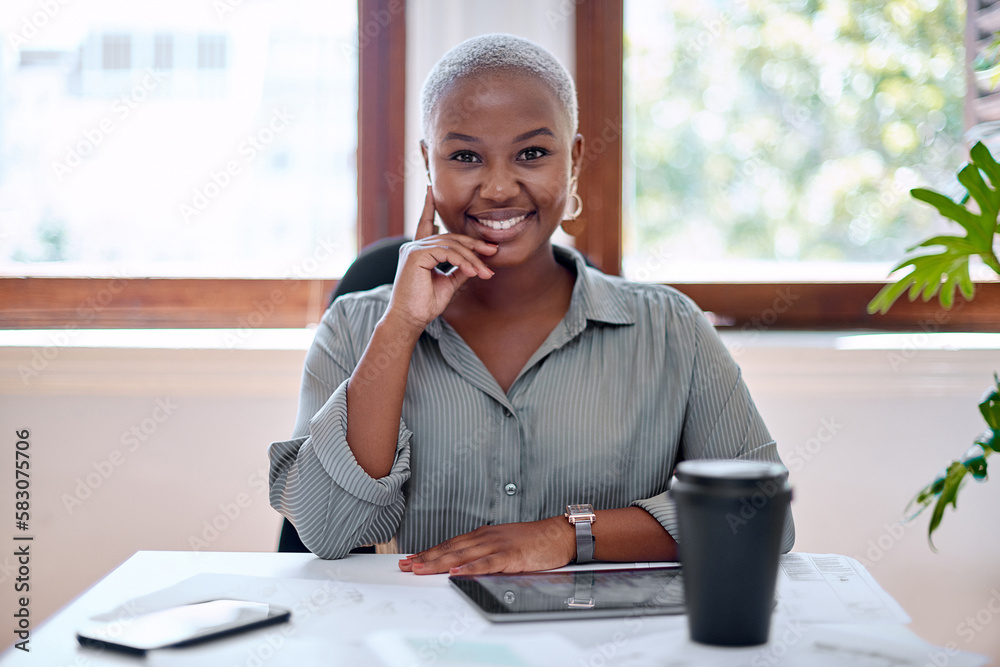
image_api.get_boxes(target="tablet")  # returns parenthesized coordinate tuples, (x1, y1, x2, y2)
(448, 566, 685, 622)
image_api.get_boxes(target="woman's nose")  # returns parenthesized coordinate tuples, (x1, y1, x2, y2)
(479, 164, 521, 201)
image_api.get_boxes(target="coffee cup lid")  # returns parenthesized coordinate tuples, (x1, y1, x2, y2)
(675, 460, 788, 486)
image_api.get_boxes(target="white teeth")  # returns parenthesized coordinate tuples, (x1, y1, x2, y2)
(476, 214, 527, 230)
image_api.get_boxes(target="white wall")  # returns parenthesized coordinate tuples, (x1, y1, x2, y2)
(1, 331, 999, 660)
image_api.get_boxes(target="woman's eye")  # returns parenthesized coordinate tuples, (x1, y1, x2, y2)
(519, 147, 548, 161)
(450, 151, 480, 163)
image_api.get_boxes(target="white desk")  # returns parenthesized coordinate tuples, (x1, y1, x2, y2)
(0, 551, 981, 666)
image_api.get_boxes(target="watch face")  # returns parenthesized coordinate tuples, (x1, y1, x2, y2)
(566, 504, 596, 522)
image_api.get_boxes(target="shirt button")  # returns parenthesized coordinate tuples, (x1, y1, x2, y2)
(504, 483, 517, 496)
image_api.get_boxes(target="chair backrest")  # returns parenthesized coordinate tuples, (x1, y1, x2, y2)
(329, 236, 411, 307)
(277, 236, 411, 553)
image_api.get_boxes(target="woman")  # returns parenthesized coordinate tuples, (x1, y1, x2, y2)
(269, 33, 794, 574)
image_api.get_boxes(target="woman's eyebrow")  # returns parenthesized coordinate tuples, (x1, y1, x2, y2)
(443, 132, 479, 143)
(513, 127, 554, 143)
(441, 128, 555, 144)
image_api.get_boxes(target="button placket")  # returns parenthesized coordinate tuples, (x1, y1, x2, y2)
(497, 402, 520, 523)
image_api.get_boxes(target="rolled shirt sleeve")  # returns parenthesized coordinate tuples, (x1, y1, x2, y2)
(631, 309, 795, 553)
(268, 288, 417, 559)
(268, 378, 412, 559)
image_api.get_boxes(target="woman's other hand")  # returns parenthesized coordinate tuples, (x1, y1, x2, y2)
(385, 186, 498, 331)
(398, 517, 576, 575)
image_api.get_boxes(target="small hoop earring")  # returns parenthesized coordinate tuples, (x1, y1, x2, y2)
(565, 192, 583, 220)
(561, 175, 585, 236)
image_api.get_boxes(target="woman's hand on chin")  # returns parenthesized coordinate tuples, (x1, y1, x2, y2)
(385, 186, 497, 331)
(397, 517, 576, 575)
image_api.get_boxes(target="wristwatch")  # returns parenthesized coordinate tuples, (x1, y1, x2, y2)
(565, 504, 597, 563)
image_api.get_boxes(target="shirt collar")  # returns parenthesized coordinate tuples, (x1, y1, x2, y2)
(555, 244, 635, 334)
(423, 244, 636, 341)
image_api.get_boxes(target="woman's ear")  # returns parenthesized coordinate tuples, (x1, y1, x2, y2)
(571, 133, 585, 179)
(420, 140, 431, 184)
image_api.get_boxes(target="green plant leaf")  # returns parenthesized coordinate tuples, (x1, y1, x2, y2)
(979, 375, 1000, 431)
(926, 461, 967, 551)
(910, 236, 983, 255)
(906, 471, 946, 520)
(956, 164, 999, 232)
(868, 278, 915, 315)
(971, 141, 1000, 192)
(910, 188, 983, 238)
(961, 443, 989, 480)
(868, 143, 1000, 315)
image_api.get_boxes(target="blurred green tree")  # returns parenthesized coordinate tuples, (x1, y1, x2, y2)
(624, 0, 966, 272)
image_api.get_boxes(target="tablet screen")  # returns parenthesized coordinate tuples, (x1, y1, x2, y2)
(449, 566, 684, 622)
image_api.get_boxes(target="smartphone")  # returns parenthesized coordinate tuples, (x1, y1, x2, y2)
(76, 599, 291, 655)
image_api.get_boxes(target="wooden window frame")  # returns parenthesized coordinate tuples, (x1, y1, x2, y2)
(2, 0, 997, 332)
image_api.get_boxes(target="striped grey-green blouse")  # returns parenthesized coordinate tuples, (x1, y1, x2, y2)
(269, 245, 795, 559)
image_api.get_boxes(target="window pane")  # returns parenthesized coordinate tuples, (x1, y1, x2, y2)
(0, 0, 358, 278)
(102, 34, 131, 70)
(197, 34, 226, 69)
(154, 34, 174, 71)
(623, 0, 967, 282)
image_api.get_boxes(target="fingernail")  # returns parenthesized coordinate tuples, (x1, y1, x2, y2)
(449, 567, 462, 574)
(398, 558, 411, 565)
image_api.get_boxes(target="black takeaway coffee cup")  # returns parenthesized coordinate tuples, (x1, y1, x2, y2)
(671, 460, 792, 646)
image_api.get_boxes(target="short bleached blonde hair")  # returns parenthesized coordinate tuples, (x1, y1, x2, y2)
(420, 33, 578, 140)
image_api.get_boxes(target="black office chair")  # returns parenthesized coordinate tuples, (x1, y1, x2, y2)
(277, 236, 411, 554)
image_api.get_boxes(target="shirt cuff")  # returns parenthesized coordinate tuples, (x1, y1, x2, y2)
(631, 491, 681, 543)
(307, 378, 412, 505)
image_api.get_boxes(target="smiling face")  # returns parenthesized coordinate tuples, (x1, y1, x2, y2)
(423, 71, 583, 267)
